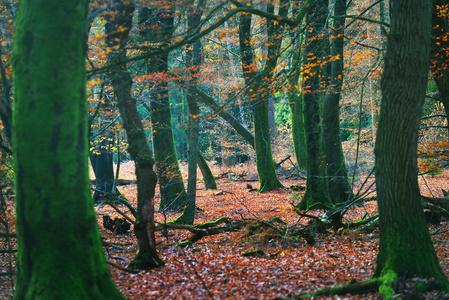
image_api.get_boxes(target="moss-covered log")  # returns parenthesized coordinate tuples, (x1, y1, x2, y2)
(161, 217, 247, 244)
(307, 269, 441, 299)
(12, 0, 125, 298)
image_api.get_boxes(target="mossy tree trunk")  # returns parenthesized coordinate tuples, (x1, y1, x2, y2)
(138, 7, 187, 211)
(431, 0, 449, 138)
(106, 0, 164, 269)
(12, 0, 125, 298)
(297, 0, 333, 211)
(288, 86, 307, 172)
(374, 0, 448, 288)
(185, 125, 218, 190)
(87, 93, 121, 203)
(90, 131, 117, 203)
(238, 1, 288, 192)
(197, 152, 217, 190)
(323, 0, 353, 205)
(175, 1, 205, 225)
(288, 4, 307, 172)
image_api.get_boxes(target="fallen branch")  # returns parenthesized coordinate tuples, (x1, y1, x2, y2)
(160, 219, 247, 244)
(275, 155, 292, 169)
(106, 258, 139, 274)
(104, 200, 136, 224)
(214, 190, 234, 196)
(302, 269, 444, 299)
(310, 278, 382, 297)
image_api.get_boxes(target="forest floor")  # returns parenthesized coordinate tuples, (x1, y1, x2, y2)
(2, 162, 449, 299)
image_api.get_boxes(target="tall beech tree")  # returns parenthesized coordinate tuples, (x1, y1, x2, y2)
(139, 6, 187, 211)
(287, 21, 307, 172)
(106, 0, 164, 269)
(323, 0, 353, 205)
(297, 0, 333, 210)
(374, 0, 449, 293)
(238, 0, 287, 192)
(12, 0, 125, 298)
(175, 0, 205, 225)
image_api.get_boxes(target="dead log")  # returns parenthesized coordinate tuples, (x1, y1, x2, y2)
(275, 155, 292, 169)
(160, 218, 247, 245)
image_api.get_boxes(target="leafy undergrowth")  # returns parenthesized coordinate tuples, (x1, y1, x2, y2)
(2, 163, 449, 299)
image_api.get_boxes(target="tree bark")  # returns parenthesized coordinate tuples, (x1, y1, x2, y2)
(138, 7, 187, 211)
(105, 0, 164, 269)
(288, 76, 307, 171)
(12, 0, 125, 298)
(175, 1, 205, 225)
(323, 0, 353, 205)
(238, 1, 287, 192)
(297, 0, 333, 211)
(90, 131, 117, 203)
(374, 0, 448, 288)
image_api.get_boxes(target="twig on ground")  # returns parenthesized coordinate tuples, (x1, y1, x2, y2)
(104, 200, 135, 225)
(106, 259, 139, 274)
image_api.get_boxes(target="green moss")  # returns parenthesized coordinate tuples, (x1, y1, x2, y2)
(175, 241, 193, 248)
(311, 278, 381, 297)
(253, 99, 284, 193)
(128, 250, 165, 269)
(195, 216, 230, 228)
(297, 187, 333, 211)
(378, 269, 398, 299)
(242, 249, 266, 257)
(375, 222, 449, 289)
(415, 281, 427, 293)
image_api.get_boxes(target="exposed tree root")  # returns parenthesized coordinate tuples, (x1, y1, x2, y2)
(298, 269, 445, 299)
(306, 277, 382, 298)
(159, 215, 333, 247)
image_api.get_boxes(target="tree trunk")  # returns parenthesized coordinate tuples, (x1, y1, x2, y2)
(106, 0, 164, 269)
(289, 85, 307, 171)
(268, 95, 276, 141)
(138, 7, 187, 211)
(197, 152, 217, 190)
(175, 1, 205, 225)
(238, 1, 288, 192)
(323, 0, 353, 205)
(90, 132, 117, 203)
(374, 0, 448, 288)
(297, 0, 333, 211)
(288, 0, 313, 172)
(12, 0, 125, 298)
